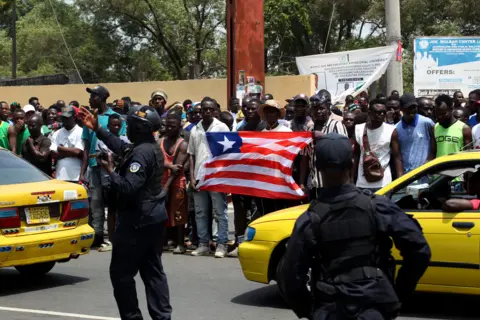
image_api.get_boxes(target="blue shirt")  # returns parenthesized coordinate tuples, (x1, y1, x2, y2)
(396, 114, 434, 173)
(82, 108, 127, 167)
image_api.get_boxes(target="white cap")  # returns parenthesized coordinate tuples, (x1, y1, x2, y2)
(23, 104, 36, 113)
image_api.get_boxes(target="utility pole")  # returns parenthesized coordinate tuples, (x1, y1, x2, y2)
(385, 0, 402, 95)
(11, 0, 17, 79)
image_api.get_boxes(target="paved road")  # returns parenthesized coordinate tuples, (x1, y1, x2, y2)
(0, 250, 478, 320)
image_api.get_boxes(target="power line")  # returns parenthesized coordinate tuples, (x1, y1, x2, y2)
(47, 0, 84, 84)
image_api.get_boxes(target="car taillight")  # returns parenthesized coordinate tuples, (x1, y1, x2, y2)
(61, 200, 89, 221)
(0, 208, 20, 229)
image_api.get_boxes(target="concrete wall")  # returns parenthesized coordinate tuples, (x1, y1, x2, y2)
(0, 75, 315, 109)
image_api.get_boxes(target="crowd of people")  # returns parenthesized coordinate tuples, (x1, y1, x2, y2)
(1, 85, 479, 258)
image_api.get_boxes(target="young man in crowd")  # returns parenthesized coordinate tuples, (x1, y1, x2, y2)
(391, 90, 400, 99)
(354, 99, 403, 192)
(289, 94, 313, 131)
(299, 94, 347, 200)
(81, 85, 126, 249)
(219, 111, 234, 131)
(453, 108, 469, 124)
(386, 96, 402, 124)
(23, 115, 52, 176)
(0, 107, 16, 150)
(0, 101, 11, 125)
(49, 105, 84, 182)
(23, 104, 36, 123)
(467, 89, 480, 127)
(28, 97, 41, 112)
(453, 90, 465, 109)
(227, 97, 242, 130)
(11, 109, 30, 156)
(188, 97, 230, 258)
(396, 93, 436, 174)
(95, 114, 130, 252)
(238, 98, 266, 131)
(342, 111, 356, 141)
(417, 97, 435, 121)
(151, 90, 168, 116)
(434, 94, 472, 157)
(160, 112, 189, 254)
(354, 96, 370, 124)
(284, 103, 294, 121)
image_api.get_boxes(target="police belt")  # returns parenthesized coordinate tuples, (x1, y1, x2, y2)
(331, 266, 384, 284)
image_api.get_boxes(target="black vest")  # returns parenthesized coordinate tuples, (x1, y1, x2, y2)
(309, 192, 378, 278)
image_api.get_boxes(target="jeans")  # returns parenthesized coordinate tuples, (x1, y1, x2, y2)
(232, 194, 254, 243)
(88, 167, 105, 241)
(193, 190, 228, 245)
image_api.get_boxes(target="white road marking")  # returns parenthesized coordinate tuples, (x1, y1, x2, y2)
(0, 306, 120, 320)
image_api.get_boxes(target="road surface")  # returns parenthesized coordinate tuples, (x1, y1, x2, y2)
(0, 250, 477, 320)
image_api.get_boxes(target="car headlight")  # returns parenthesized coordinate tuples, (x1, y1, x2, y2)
(244, 226, 256, 242)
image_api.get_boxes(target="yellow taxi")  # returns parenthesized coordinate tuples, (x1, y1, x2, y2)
(0, 148, 94, 275)
(239, 151, 480, 295)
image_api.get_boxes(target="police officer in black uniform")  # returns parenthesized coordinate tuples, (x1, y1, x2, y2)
(79, 105, 172, 320)
(278, 133, 431, 320)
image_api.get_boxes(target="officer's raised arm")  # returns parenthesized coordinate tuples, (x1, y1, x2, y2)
(375, 197, 431, 301)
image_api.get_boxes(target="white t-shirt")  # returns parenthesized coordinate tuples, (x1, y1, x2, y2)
(472, 123, 480, 149)
(355, 122, 395, 189)
(187, 118, 230, 179)
(262, 123, 293, 132)
(50, 125, 85, 181)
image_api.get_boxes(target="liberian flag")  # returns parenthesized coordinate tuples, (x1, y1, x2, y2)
(197, 131, 313, 199)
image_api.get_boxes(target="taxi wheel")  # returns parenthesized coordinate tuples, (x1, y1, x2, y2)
(15, 262, 56, 276)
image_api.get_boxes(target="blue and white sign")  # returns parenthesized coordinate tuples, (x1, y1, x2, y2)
(414, 37, 480, 97)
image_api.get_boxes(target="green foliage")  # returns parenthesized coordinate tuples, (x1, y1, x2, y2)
(0, 0, 477, 91)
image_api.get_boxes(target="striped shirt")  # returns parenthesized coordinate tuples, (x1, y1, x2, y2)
(302, 118, 348, 189)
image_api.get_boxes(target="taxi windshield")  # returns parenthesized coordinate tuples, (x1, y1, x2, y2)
(0, 150, 50, 185)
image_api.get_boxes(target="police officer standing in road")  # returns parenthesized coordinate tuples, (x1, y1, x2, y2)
(278, 133, 431, 320)
(79, 105, 172, 320)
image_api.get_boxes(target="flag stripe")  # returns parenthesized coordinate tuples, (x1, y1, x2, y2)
(201, 184, 304, 200)
(203, 168, 297, 189)
(204, 153, 293, 171)
(239, 145, 302, 160)
(204, 159, 293, 176)
(200, 177, 302, 197)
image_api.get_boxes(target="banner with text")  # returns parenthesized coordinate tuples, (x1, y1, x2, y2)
(296, 46, 396, 104)
(414, 37, 480, 97)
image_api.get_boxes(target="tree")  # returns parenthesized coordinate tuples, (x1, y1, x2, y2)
(76, 0, 226, 80)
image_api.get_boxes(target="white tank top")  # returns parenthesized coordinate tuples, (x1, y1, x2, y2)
(355, 122, 395, 189)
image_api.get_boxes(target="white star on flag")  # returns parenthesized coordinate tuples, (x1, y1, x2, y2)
(217, 135, 236, 152)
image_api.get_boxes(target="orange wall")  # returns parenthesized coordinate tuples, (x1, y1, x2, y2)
(0, 75, 315, 109)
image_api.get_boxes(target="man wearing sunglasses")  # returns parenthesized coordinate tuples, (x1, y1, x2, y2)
(353, 99, 403, 193)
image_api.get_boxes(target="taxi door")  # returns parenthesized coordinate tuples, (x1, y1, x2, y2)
(403, 210, 480, 289)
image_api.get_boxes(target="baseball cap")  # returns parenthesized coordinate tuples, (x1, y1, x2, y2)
(293, 94, 309, 104)
(310, 94, 330, 105)
(151, 90, 168, 101)
(315, 133, 353, 170)
(23, 104, 36, 113)
(399, 93, 418, 108)
(86, 85, 110, 99)
(60, 105, 76, 118)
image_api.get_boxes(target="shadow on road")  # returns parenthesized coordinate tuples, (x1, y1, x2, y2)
(402, 292, 478, 319)
(232, 285, 478, 319)
(0, 268, 88, 297)
(231, 284, 289, 309)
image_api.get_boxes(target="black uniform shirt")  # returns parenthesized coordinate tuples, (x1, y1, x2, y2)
(278, 184, 431, 319)
(96, 127, 167, 230)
